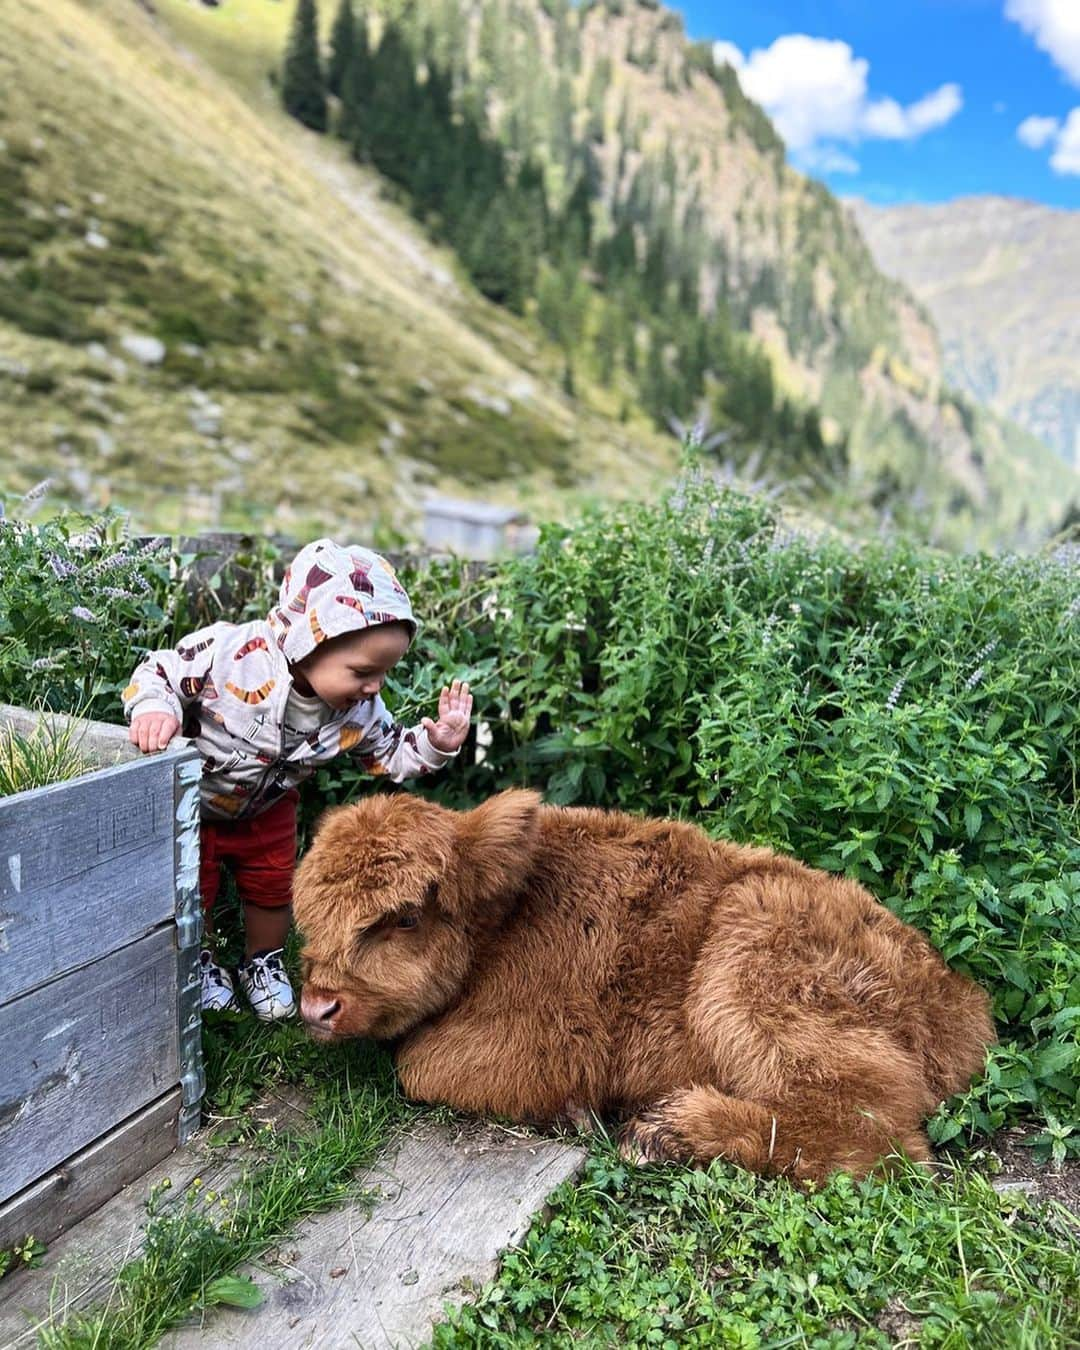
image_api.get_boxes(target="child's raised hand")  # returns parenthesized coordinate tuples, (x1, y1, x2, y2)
(130, 711, 181, 753)
(422, 680, 473, 753)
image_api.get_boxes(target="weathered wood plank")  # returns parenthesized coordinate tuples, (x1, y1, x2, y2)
(0, 1089, 181, 1251)
(0, 928, 180, 1202)
(161, 1123, 586, 1349)
(0, 1112, 584, 1350)
(0, 1126, 243, 1349)
(0, 747, 192, 1002)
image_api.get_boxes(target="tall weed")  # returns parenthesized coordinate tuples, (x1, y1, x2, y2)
(398, 466, 1080, 1145)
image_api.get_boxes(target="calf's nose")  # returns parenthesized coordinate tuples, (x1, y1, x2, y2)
(300, 988, 341, 1026)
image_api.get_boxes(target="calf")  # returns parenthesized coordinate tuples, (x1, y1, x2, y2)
(295, 790, 994, 1184)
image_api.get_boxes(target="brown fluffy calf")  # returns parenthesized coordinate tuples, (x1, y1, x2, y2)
(295, 790, 994, 1184)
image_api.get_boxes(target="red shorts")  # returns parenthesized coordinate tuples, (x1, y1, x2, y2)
(199, 791, 298, 914)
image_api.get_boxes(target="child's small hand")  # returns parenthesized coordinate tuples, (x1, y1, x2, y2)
(130, 712, 181, 753)
(422, 680, 473, 753)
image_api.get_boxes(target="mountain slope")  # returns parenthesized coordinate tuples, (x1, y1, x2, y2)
(1, 0, 1073, 548)
(849, 195, 1080, 470)
(401, 0, 1074, 544)
(0, 0, 673, 535)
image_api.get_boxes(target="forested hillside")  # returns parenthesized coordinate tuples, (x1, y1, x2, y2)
(1, 0, 1073, 546)
(1, 0, 675, 537)
(376, 0, 1072, 545)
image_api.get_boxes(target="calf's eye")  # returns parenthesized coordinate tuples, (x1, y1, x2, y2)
(396, 913, 420, 930)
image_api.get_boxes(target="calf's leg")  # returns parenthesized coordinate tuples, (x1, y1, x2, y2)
(395, 1010, 593, 1123)
(619, 1083, 932, 1185)
(651, 873, 972, 1183)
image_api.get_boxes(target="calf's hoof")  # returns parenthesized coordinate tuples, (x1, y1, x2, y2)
(618, 1114, 691, 1166)
(558, 1102, 596, 1135)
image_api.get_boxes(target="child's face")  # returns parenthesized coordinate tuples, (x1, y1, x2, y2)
(291, 623, 411, 711)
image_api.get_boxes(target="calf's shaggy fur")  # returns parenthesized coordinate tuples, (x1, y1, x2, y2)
(295, 790, 994, 1183)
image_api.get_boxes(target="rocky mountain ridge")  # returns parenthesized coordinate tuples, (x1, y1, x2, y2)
(850, 195, 1080, 470)
(411, 0, 1073, 542)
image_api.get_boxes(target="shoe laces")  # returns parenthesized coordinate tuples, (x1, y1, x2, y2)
(246, 948, 286, 991)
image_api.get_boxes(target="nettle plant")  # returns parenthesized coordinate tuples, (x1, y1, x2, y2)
(0, 492, 176, 721)
(393, 465, 1080, 1150)
(0, 489, 283, 725)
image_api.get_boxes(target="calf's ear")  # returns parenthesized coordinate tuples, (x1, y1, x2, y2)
(450, 789, 542, 912)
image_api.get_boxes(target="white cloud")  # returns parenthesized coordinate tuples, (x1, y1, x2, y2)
(711, 34, 962, 174)
(1014, 107, 1080, 173)
(1017, 113, 1061, 147)
(862, 84, 963, 139)
(712, 40, 745, 73)
(799, 145, 861, 175)
(1050, 108, 1080, 173)
(1005, 0, 1080, 86)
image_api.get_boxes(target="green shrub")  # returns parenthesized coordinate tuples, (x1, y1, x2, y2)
(435, 1147, 1080, 1346)
(388, 464, 1078, 1145)
(0, 505, 177, 720)
(7, 469, 1077, 1145)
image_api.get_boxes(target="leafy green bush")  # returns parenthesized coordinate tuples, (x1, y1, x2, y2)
(7, 470, 1077, 1146)
(386, 464, 1079, 1145)
(0, 506, 176, 720)
(0, 499, 288, 722)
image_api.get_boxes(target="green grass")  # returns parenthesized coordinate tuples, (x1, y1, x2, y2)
(28, 955, 1080, 1350)
(436, 1147, 1080, 1347)
(34, 1026, 412, 1350)
(7, 474, 1080, 1346)
(22, 901, 1080, 1349)
(3, 0, 1071, 548)
(13, 884, 415, 1345)
(31, 1023, 1079, 1348)
(0, 717, 90, 797)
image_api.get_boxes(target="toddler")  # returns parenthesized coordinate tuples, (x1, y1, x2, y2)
(124, 538, 471, 1020)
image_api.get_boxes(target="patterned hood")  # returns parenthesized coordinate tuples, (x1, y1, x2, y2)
(267, 539, 416, 666)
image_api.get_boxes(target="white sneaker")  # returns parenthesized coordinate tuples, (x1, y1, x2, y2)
(200, 949, 240, 1012)
(237, 948, 296, 1022)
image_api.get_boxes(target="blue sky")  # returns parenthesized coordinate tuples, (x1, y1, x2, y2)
(677, 0, 1080, 207)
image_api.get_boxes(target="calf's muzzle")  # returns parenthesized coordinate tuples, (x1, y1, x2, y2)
(300, 987, 342, 1035)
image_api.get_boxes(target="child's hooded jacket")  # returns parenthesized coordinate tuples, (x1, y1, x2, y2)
(123, 540, 454, 820)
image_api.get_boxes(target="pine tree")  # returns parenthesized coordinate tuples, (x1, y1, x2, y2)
(366, 24, 419, 186)
(595, 301, 622, 386)
(595, 221, 637, 290)
(327, 0, 355, 98)
(410, 62, 453, 214)
(644, 329, 669, 420)
(803, 407, 825, 456)
(642, 230, 668, 308)
(282, 0, 327, 132)
(537, 260, 589, 356)
(560, 173, 594, 261)
(516, 158, 550, 261)
(622, 309, 639, 375)
(338, 19, 371, 147)
(465, 193, 532, 312)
